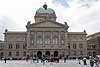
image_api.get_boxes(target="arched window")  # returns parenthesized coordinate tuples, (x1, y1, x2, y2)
(45, 36, 50, 45)
(31, 36, 34, 45)
(53, 36, 58, 45)
(61, 40, 64, 45)
(61, 32, 65, 45)
(37, 36, 43, 45)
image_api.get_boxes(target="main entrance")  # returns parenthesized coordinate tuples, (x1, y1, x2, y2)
(54, 51, 58, 57)
(37, 51, 42, 59)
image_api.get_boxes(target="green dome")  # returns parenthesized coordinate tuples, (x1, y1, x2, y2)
(36, 8, 55, 14)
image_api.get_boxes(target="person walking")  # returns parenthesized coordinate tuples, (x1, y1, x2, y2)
(64, 56, 66, 63)
(90, 57, 94, 67)
(83, 57, 87, 65)
(4, 57, 7, 63)
(42, 55, 45, 65)
(94, 57, 99, 67)
(32, 55, 36, 63)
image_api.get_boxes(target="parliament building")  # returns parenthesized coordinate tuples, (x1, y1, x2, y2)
(0, 4, 87, 59)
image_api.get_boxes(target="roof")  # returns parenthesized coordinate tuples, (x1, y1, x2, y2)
(36, 8, 55, 14)
(87, 32, 100, 37)
(26, 20, 66, 29)
(87, 32, 100, 40)
(68, 32, 87, 35)
(4, 31, 26, 35)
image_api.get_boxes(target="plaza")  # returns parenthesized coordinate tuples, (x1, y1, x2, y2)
(0, 60, 99, 67)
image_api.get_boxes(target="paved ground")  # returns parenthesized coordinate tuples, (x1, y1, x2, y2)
(0, 60, 99, 67)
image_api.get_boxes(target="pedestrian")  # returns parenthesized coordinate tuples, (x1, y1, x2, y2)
(90, 57, 94, 67)
(94, 57, 99, 67)
(78, 58, 81, 64)
(32, 55, 36, 63)
(83, 57, 87, 65)
(56, 56, 59, 63)
(36, 56, 39, 63)
(64, 56, 66, 63)
(26, 55, 30, 62)
(4, 57, 7, 63)
(42, 55, 45, 65)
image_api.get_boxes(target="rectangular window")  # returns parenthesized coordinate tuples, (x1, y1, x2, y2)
(8, 44, 12, 49)
(16, 44, 20, 49)
(79, 43, 83, 49)
(0, 52, 3, 57)
(92, 45, 96, 49)
(74, 51, 76, 55)
(68, 52, 70, 55)
(68, 43, 70, 49)
(73, 43, 76, 49)
(23, 43, 27, 49)
(8, 52, 12, 56)
(0, 44, 4, 49)
(23, 51, 26, 56)
(80, 51, 83, 55)
(16, 51, 19, 56)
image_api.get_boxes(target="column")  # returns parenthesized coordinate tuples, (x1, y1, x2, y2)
(27, 30, 30, 47)
(59, 31, 61, 45)
(51, 31, 53, 46)
(43, 31, 44, 45)
(27, 30, 30, 55)
(34, 31, 36, 45)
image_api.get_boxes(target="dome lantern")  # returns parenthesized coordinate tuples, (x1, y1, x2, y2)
(43, 3, 47, 10)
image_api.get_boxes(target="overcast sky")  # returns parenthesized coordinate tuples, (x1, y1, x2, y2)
(0, 0, 100, 40)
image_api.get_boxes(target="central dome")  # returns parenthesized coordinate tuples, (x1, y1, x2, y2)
(36, 3, 55, 14)
(34, 4, 57, 23)
(36, 8, 55, 14)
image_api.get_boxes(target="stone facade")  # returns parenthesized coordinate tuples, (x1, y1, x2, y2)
(0, 4, 87, 59)
(87, 32, 100, 57)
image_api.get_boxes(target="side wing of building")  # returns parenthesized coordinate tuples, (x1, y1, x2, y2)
(3, 31, 27, 59)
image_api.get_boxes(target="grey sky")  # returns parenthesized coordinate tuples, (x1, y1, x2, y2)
(0, 0, 100, 40)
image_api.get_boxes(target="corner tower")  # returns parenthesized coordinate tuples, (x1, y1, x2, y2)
(34, 3, 57, 23)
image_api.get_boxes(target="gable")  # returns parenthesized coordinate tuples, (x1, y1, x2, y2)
(30, 21, 65, 28)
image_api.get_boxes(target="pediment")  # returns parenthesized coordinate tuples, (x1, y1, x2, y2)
(29, 21, 65, 28)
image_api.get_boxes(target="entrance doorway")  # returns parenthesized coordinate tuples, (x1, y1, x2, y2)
(37, 51, 42, 59)
(54, 51, 58, 57)
(45, 51, 50, 57)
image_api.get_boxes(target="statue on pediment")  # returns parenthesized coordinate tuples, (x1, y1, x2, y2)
(64, 22, 69, 31)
